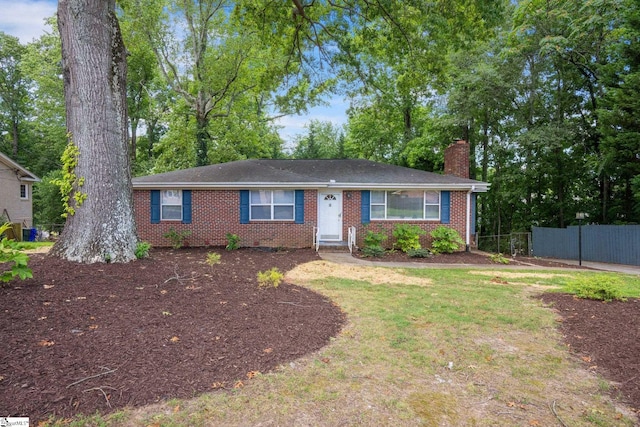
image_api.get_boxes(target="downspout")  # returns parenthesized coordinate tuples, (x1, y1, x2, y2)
(466, 185, 475, 252)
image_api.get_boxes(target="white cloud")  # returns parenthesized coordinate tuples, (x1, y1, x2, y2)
(0, 0, 57, 44)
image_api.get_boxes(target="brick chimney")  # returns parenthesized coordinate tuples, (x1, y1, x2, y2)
(444, 139, 470, 179)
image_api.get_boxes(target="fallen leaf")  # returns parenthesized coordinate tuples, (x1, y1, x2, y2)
(88, 325, 99, 330)
(37, 316, 47, 321)
(173, 405, 180, 413)
(170, 336, 180, 343)
(507, 402, 516, 407)
(246, 371, 260, 379)
(263, 348, 273, 354)
(234, 380, 244, 388)
(162, 311, 172, 316)
(43, 302, 51, 306)
(38, 340, 55, 347)
(321, 358, 331, 364)
(211, 382, 226, 389)
(43, 285, 54, 289)
(160, 290, 168, 295)
(529, 420, 540, 426)
(581, 356, 592, 363)
(219, 301, 228, 305)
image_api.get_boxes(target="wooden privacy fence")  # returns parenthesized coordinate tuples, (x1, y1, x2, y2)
(532, 225, 640, 266)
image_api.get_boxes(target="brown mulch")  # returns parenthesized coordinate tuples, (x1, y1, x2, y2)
(354, 249, 590, 269)
(539, 294, 640, 415)
(1, 248, 638, 422)
(0, 248, 344, 423)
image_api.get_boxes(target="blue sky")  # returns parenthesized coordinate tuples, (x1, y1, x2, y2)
(0, 0, 347, 145)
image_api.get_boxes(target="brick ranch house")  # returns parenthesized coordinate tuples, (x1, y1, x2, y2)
(132, 140, 489, 250)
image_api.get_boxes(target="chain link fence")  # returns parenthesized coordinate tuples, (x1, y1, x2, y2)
(477, 232, 532, 257)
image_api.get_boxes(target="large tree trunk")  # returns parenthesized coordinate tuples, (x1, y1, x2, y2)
(52, 0, 138, 263)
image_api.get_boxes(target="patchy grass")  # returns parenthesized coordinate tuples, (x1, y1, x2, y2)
(43, 263, 640, 426)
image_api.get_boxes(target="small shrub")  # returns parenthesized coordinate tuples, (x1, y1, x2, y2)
(163, 228, 192, 249)
(407, 248, 432, 258)
(135, 241, 151, 259)
(361, 228, 387, 258)
(566, 276, 627, 302)
(0, 223, 32, 283)
(430, 226, 465, 254)
(257, 268, 284, 289)
(361, 246, 386, 258)
(206, 252, 221, 266)
(393, 224, 425, 253)
(488, 253, 510, 264)
(225, 233, 240, 251)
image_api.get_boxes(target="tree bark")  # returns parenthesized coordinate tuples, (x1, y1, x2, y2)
(52, 0, 138, 263)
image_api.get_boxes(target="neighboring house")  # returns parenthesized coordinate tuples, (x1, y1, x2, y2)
(132, 140, 489, 250)
(0, 151, 40, 228)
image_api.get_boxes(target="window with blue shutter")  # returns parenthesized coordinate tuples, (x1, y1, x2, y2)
(294, 190, 304, 224)
(150, 190, 160, 224)
(182, 190, 192, 224)
(440, 191, 450, 224)
(240, 190, 250, 224)
(361, 190, 370, 224)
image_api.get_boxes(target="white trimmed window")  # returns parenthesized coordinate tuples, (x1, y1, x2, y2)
(161, 190, 182, 220)
(370, 190, 440, 220)
(250, 190, 294, 220)
(19, 184, 28, 200)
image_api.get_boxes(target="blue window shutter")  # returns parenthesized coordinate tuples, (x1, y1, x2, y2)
(182, 190, 192, 224)
(295, 190, 304, 224)
(471, 193, 477, 234)
(361, 190, 370, 225)
(440, 191, 450, 224)
(240, 190, 250, 224)
(151, 190, 160, 224)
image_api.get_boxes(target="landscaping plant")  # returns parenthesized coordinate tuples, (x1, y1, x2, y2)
(565, 275, 627, 302)
(0, 223, 33, 283)
(257, 267, 284, 288)
(225, 233, 240, 250)
(488, 253, 510, 264)
(135, 241, 152, 259)
(163, 228, 192, 249)
(430, 225, 465, 254)
(392, 224, 425, 252)
(361, 228, 387, 258)
(205, 252, 221, 266)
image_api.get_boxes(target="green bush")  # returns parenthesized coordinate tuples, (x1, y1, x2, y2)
(135, 241, 151, 259)
(257, 268, 284, 289)
(361, 246, 386, 258)
(566, 276, 627, 302)
(430, 226, 465, 254)
(206, 252, 221, 266)
(163, 228, 192, 249)
(393, 224, 425, 253)
(488, 253, 510, 264)
(225, 233, 240, 250)
(361, 229, 387, 257)
(0, 223, 33, 283)
(407, 248, 432, 258)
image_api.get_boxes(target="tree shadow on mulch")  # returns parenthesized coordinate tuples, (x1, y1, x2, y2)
(0, 248, 344, 423)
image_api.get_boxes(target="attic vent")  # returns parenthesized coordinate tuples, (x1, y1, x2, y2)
(324, 194, 337, 201)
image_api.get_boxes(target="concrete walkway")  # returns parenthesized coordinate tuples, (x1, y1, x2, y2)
(318, 251, 640, 276)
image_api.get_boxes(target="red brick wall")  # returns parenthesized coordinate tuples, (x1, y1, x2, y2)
(134, 189, 470, 250)
(134, 189, 318, 248)
(343, 190, 469, 250)
(444, 140, 470, 179)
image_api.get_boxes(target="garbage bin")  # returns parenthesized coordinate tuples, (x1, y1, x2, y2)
(22, 228, 37, 242)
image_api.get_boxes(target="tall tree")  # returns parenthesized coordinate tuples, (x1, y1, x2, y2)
(51, 0, 137, 263)
(292, 119, 345, 159)
(0, 32, 29, 159)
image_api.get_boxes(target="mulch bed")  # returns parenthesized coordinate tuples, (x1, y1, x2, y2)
(0, 248, 344, 423)
(353, 249, 589, 269)
(539, 294, 640, 415)
(1, 248, 638, 423)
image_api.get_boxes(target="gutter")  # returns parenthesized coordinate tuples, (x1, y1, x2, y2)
(465, 185, 475, 251)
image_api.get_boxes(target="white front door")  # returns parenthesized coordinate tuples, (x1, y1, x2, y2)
(318, 191, 343, 241)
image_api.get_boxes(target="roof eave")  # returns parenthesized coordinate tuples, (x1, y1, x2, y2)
(132, 181, 490, 192)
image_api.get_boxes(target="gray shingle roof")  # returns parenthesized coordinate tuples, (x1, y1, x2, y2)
(132, 159, 489, 191)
